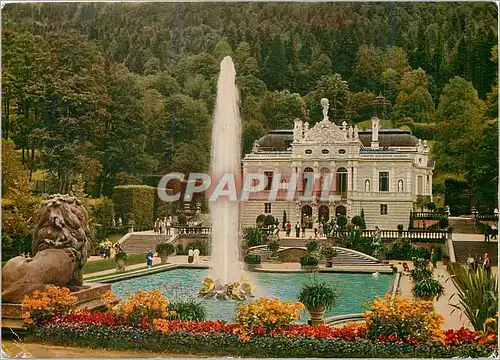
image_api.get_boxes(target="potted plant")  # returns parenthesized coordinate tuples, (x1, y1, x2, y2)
(244, 254, 261, 271)
(321, 246, 337, 268)
(412, 277, 445, 301)
(300, 256, 319, 270)
(156, 243, 175, 264)
(115, 251, 128, 272)
(267, 240, 279, 260)
(299, 281, 338, 325)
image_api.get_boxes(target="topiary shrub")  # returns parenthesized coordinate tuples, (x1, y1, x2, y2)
(300, 257, 319, 267)
(243, 227, 267, 248)
(256, 214, 266, 227)
(155, 243, 175, 256)
(178, 213, 187, 225)
(112, 185, 155, 229)
(351, 215, 363, 227)
(337, 216, 347, 229)
(244, 254, 261, 264)
(264, 214, 275, 227)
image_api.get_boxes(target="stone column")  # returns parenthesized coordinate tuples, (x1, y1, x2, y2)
(353, 164, 358, 192)
(347, 161, 352, 192)
(390, 168, 395, 193)
(406, 171, 411, 194)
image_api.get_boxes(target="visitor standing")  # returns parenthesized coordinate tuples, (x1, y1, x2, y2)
(295, 221, 300, 237)
(286, 221, 292, 237)
(146, 249, 154, 268)
(301, 223, 306, 238)
(484, 226, 491, 242)
(491, 224, 497, 240)
(193, 248, 200, 264)
(166, 218, 171, 235)
(188, 249, 194, 264)
(494, 208, 499, 217)
(313, 221, 319, 238)
(99, 244, 105, 258)
(105, 246, 111, 259)
(159, 219, 164, 235)
(319, 222, 324, 237)
(483, 253, 492, 277)
(154, 218, 159, 234)
(431, 249, 437, 268)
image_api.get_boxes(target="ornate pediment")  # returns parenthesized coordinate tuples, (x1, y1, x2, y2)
(304, 120, 348, 144)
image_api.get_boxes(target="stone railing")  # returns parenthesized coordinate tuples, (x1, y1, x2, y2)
(475, 214, 498, 222)
(329, 229, 448, 242)
(173, 226, 212, 235)
(411, 211, 448, 220)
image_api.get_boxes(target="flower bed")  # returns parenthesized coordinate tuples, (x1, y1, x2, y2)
(22, 287, 498, 358)
(30, 321, 497, 358)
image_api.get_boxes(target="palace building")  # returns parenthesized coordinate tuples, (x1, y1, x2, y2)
(240, 98, 434, 230)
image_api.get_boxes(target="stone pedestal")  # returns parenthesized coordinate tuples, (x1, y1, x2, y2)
(2, 282, 112, 334)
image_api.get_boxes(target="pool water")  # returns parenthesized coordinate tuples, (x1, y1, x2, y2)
(111, 269, 393, 323)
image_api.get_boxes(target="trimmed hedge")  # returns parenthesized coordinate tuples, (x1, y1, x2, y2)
(112, 185, 155, 229)
(31, 324, 495, 358)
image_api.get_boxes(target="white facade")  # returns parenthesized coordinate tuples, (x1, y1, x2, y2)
(241, 98, 434, 230)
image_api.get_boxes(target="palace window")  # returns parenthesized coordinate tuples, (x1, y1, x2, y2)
(338, 149, 346, 154)
(380, 204, 388, 215)
(264, 203, 272, 213)
(379, 171, 389, 192)
(264, 171, 273, 191)
(305, 149, 313, 155)
(322, 149, 330, 154)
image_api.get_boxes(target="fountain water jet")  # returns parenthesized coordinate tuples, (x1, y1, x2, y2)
(199, 56, 252, 301)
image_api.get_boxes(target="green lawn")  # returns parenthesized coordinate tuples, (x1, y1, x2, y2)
(82, 253, 146, 275)
(106, 234, 125, 244)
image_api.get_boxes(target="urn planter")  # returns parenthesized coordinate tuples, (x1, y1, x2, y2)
(308, 307, 326, 325)
(159, 255, 169, 264)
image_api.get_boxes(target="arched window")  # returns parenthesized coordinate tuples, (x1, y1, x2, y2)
(398, 180, 404, 192)
(336, 167, 348, 194)
(364, 179, 371, 192)
(320, 167, 331, 193)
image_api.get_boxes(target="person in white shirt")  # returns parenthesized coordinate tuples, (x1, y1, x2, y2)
(193, 248, 200, 264)
(166, 218, 171, 235)
(188, 249, 194, 264)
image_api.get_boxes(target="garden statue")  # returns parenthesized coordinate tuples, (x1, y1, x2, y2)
(117, 217, 123, 226)
(198, 277, 253, 301)
(112, 218, 116, 227)
(2, 194, 93, 303)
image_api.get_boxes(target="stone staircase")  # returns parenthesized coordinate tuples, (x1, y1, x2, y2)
(449, 217, 477, 234)
(452, 240, 498, 266)
(119, 232, 179, 254)
(248, 245, 385, 266)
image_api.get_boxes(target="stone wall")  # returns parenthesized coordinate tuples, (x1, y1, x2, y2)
(277, 247, 308, 262)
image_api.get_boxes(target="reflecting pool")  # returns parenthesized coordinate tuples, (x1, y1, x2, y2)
(111, 268, 393, 322)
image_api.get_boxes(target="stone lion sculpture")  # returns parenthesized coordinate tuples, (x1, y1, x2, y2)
(2, 194, 93, 303)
